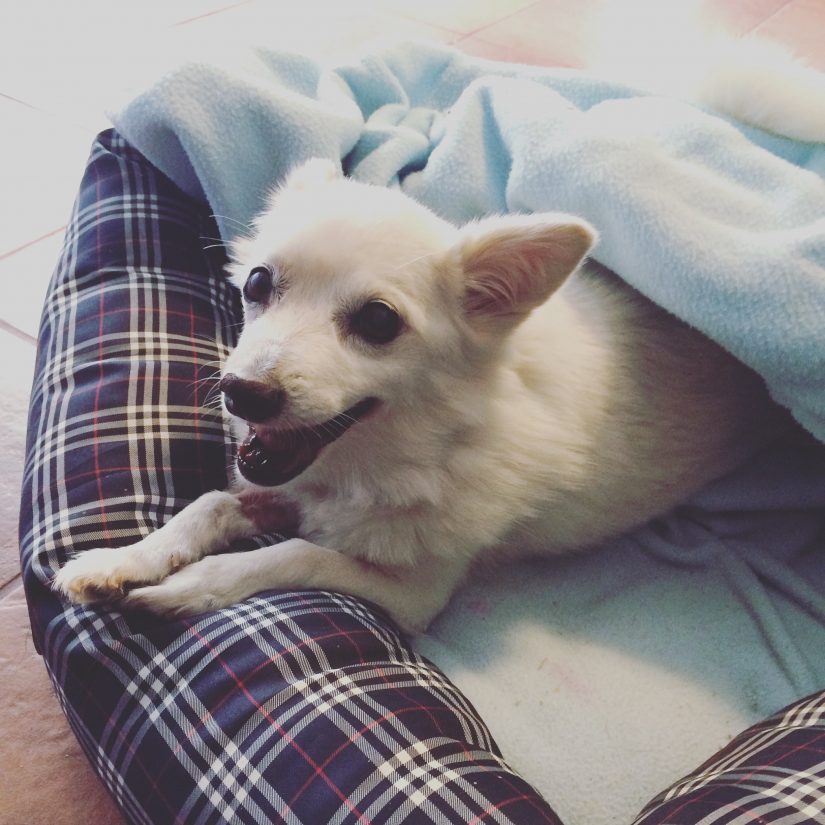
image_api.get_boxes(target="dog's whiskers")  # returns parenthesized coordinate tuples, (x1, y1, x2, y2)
(209, 213, 254, 238)
(332, 413, 358, 432)
(309, 422, 331, 443)
(196, 357, 228, 370)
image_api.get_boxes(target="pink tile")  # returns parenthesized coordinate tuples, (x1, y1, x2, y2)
(466, 0, 607, 68)
(455, 36, 538, 66)
(751, 0, 825, 70)
(698, 0, 794, 34)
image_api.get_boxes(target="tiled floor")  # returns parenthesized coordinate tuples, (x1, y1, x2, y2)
(0, 0, 822, 820)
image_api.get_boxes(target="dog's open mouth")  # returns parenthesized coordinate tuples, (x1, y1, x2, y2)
(236, 398, 377, 486)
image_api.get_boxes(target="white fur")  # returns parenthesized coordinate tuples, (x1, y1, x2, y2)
(53, 161, 783, 631)
(585, 1, 825, 142)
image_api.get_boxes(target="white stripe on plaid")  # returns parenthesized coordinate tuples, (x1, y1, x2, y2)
(355, 741, 523, 825)
(48, 588, 544, 825)
(662, 692, 825, 803)
(633, 689, 825, 824)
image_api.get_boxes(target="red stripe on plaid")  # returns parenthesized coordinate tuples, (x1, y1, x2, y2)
(144, 621, 386, 801)
(187, 624, 376, 825)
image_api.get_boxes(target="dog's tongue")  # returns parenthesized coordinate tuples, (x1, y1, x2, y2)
(237, 429, 322, 487)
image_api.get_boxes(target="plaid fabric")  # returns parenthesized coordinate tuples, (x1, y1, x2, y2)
(18, 130, 562, 825)
(633, 689, 825, 825)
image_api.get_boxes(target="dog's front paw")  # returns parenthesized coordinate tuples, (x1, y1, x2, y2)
(124, 556, 239, 618)
(53, 546, 163, 605)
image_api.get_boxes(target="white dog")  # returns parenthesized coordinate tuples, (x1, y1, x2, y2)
(53, 158, 785, 632)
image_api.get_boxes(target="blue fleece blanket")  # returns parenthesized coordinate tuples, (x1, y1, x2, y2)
(109, 42, 825, 825)
(111, 41, 825, 441)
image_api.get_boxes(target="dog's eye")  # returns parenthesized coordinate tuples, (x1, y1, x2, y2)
(350, 300, 402, 345)
(243, 266, 273, 304)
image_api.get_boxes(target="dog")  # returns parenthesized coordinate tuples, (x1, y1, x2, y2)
(52, 156, 785, 632)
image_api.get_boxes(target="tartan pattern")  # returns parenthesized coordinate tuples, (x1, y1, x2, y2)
(18, 130, 562, 825)
(633, 689, 825, 824)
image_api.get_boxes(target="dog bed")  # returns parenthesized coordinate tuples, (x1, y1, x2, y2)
(20, 130, 562, 825)
(20, 43, 825, 824)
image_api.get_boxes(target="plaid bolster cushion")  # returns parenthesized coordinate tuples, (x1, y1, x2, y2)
(633, 688, 825, 824)
(18, 130, 562, 825)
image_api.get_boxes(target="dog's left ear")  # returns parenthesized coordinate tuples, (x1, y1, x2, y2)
(458, 214, 597, 326)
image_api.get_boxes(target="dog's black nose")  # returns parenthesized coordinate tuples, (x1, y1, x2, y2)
(219, 374, 284, 423)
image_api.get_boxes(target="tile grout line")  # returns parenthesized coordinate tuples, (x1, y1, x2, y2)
(388, 0, 543, 45)
(0, 573, 24, 602)
(744, 0, 797, 36)
(369, 11, 466, 43)
(173, 0, 255, 27)
(0, 91, 41, 110)
(0, 226, 65, 262)
(0, 319, 37, 346)
(453, 0, 545, 44)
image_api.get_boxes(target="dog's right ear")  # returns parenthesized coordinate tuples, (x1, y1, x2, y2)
(457, 213, 596, 329)
(282, 158, 342, 191)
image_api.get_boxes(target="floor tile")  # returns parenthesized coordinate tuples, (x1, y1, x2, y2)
(0, 231, 64, 338)
(699, 0, 794, 34)
(0, 583, 125, 825)
(168, 0, 256, 26)
(0, 2, 140, 121)
(0, 98, 93, 257)
(466, 0, 607, 68)
(751, 0, 825, 71)
(455, 36, 537, 65)
(374, 0, 540, 36)
(178, 0, 461, 61)
(0, 330, 37, 591)
(0, 2, 241, 127)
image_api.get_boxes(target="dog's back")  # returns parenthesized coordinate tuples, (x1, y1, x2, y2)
(493, 260, 782, 558)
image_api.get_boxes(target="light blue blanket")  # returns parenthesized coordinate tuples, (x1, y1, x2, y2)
(110, 42, 825, 824)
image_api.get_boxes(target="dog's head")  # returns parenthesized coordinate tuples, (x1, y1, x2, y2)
(222, 159, 596, 486)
